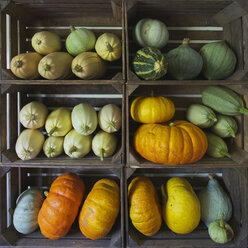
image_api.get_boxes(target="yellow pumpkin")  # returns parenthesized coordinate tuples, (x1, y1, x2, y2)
(10, 53, 42, 79)
(95, 33, 122, 61)
(162, 177, 201, 234)
(130, 95, 175, 123)
(128, 176, 162, 236)
(72, 52, 106, 79)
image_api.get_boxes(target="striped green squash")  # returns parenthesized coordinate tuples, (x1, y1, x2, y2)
(133, 47, 167, 80)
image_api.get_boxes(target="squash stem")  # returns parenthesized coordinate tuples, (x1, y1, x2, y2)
(220, 213, 225, 228)
(105, 42, 113, 52)
(44, 191, 49, 197)
(99, 148, 105, 161)
(48, 127, 57, 136)
(108, 121, 117, 131)
(69, 145, 77, 154)
(44, 64, 51, 72)
(208, 114, 217, 122)
(70, 25, 75, 33)
(221, 151, 231, 158)
(228, 127, 236, 138)
(47, 147, 55, 156)
(23, 149, 30, 158)
(239, 107, 248, 115)
(82, 124, 89, 134)
(154, 61, 164, 73)
(169, 122, 175, 127)
(74, 64, 83, 72)
(36, 39, 41, 45)
(182, 38, 190, 45)
(208, 174, 214, 180)
(14, 60, 23, 68)
(8, 208, 14, 215)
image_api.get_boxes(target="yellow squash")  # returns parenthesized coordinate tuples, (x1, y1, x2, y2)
(162, 177, 201, 234)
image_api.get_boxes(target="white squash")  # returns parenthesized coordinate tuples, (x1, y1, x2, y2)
(15, 129, 45, 160)
(43, 136, 64, 158)
(92, 131, 117, 160)
(98, 104, 122, 133)
(19, 101, 48, 129)
(71, 103, 97, 136)
(64, 129, 92, 158)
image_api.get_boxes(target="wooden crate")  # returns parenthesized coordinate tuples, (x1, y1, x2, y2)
(125, 167, 248, 248)
(0, 0, 125, 82)
(0, 166, 124, 247)
(0, 83, 125, 167)
(125, 0, 248, 82)
(126, 83, 248, 168)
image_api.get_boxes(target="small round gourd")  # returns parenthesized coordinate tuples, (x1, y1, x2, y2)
(167, 38, 203, 80)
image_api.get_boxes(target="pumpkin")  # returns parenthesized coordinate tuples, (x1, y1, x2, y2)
(66, 26, 96, 56)
(38, 173, 85, 239)
(95, 33, 121, 61)
(15, 129, 45, 160)
(211, 114, 238, 138)
(200, 41, 237, 80)
(45, 107, 72, 136)
(79, 179, 120, 239)
(92, 131, 117, 160)
(13, 188, 44, 234)
(71, 103, 98, 136)
(198, 175, 232, 227)
(63, 129, 92, 158)
(10, 53, 42, 79)
(133, 47, 167, 80)
(38, 52, 73, 80)
(162, 177, 201, 234)
(202, 86, 248, 116)
(43, 136, 64, 158)
(205, 132, 231, 158)
(19, 101, 48, 129)
(72, 52, 106, 79)
(135, 18, 169, 49)
(98, 104, 122, 133)
(186, 104, 217, 128)
(128, 176, 162, 236)
(134, 121, 208, 165)
(167, 38, 203, 80)
(130, 94, 175, 123)
(31, 31, 61, 55)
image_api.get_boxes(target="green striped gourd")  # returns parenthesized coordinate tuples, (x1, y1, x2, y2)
(133, 47, 167, 80)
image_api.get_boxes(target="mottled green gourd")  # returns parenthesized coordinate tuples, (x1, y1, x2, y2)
(198, 175, 232, 227)
(200, 41, 237, 80)
(211, 115, 238, 138)
(133, 47, 167, 80)
(167, 38, 203, 80)
(186, 104, 217, 128)
(205, 132, 231, 158)
(202, 86, 248, 116)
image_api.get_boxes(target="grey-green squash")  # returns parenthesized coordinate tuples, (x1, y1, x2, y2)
(211, 115, 238, 138)
(13, 188, 44, 234)
(186, 104, 217, 128)
(198, 175, 232, 227)
(200, 41, 237, 80)
(202, 86, 248, 116)
(167, 38, 203, 80)
(133, 47, 167, 80)
(205, 132, 231, 158)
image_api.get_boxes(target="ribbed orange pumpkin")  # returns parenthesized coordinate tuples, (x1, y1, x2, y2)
(134, 120, 208, 165)
(128, 176, 162, 236)
(79, 179, 120, 240)
(38, 173, 85, 239)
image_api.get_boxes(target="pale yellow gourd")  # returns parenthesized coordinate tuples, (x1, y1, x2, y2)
(43, 136, 64, 158)
(95, 33, 121, 61)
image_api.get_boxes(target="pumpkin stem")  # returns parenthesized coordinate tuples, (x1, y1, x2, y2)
(108, 121, 117, 131)
(239, 107, 248, 115)
(208, 114, 217, 122)
(48, 127, 57, 136)
(70, 25, 75, 33)
(99, 148, 105, 161)
(30, 114, 36, 121)
(69, 145, 77, 154)
(208, 174, 214, 180)
(14, 60, 23, 68)
(74, 64, 83, 72)
(169, 122, 175, 127)
(221, 151, 231, 158)
(228, 127, 236, 138)
(36, 39, 41, 45)
(44, 191, 49, 197)
(47, 147, 55, 156)
(154, 61, 164, 73)
(23, 149, 31, 158)
(44, 64, 51, 72)
(220, 213, 225, 228)
(82, 124, 89, 134)
(105, 41, 113, 52)
(182, 38, 190, 45)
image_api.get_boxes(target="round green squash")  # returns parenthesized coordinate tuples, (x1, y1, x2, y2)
(66, 26, 96, 56)
(13, 188, 44, 234)
(186, 104, 217, 128)
(211, 114, 238, 138)
(135, 18, 169, 49)
(167, 38, 203, 80)
(133, 47, 167, 80)
(200, 41, 237, 80)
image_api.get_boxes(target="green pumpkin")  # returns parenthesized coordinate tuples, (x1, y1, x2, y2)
(133, 47, 167, 80)
(211, 114, 238, 138)
(200, 41, 237, 80)
(198, 175, 232, 227)
(66, 26, 96, 56)
(186, 104, 217, 128)
(202, 86, 248, 116)
(205, 132, 231, 158)
(135, 18, 169, 49)
(13, 188, 44, 234)
(167, 38, 203, 80)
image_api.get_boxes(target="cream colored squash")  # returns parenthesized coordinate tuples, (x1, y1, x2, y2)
(43, 136, 64, 158)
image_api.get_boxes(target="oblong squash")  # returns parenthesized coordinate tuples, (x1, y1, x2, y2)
(43, 136, 64, 158)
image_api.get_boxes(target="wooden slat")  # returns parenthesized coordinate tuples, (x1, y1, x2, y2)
(236, 0, 248, 13)
(1, 11, 7, 70)
(0, 92, 7, 163)
(18, 21, 27, 53)
(9, 93, 17, 149)
(243, 15, 248, 71)
(10, 16, 18, 59)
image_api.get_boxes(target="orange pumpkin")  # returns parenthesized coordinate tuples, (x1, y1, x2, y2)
(128, 176, 162, 236)
(134, 120, 208, 165)
(79, 179, 120, 240)
(38, 173, 85, 239)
